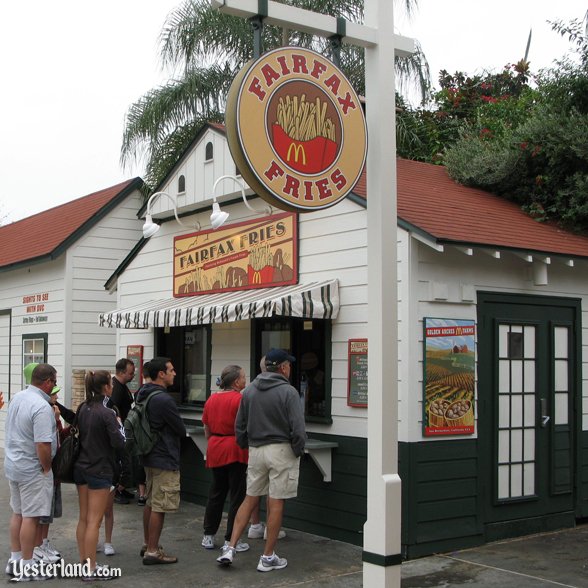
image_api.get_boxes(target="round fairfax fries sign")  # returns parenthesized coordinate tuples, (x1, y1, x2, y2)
(226, 47, 367, 212)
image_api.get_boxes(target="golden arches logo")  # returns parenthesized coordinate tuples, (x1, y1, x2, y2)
(286, 142, 306, 166)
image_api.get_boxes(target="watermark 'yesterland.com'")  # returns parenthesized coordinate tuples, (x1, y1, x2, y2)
(8, 559, 122, 582)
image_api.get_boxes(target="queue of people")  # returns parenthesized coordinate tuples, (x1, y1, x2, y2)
(2, 348, 305, 580)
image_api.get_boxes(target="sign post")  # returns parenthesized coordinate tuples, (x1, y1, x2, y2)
(212, 1, 412, 584)
(363, 6, 401, 583)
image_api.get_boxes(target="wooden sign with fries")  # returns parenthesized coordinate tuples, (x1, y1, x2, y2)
(173, 212, 297, 297)
(226, 47, 367, 213)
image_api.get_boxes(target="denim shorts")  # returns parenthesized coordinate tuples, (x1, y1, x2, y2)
(73, 466, 113, 490)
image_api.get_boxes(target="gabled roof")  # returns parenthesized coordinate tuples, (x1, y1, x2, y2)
(158, 121, 225, 188)
(353, 159, 588, 259)
(137, 122, 227, 218)
(0, 178, 144, 272)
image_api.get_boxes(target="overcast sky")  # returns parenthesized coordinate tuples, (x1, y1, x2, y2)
(1, 0, 585, 223)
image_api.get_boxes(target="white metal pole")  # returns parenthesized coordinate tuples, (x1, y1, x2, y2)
(363, 0, 402, 585)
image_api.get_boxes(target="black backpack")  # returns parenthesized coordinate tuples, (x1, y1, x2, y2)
(124, 390, 163, 457)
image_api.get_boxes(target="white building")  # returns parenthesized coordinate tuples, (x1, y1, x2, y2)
(98, 123, 588, 557)
(0, 179, 145, 446)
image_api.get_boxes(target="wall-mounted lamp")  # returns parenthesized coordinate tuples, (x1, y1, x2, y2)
(142, 191, 201, 239)
(211, 175, 272, 230)
(210, 199, 230, 230)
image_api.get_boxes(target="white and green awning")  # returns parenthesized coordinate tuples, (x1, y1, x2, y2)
(99, 279, 339, 329)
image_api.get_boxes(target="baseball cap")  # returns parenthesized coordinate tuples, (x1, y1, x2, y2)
(50, 385, 61, 396)
(23, 362, 39, 385)
(265, 348, 296, 367)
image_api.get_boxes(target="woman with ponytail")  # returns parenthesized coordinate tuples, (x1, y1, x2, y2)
(201, 365, 250, 552)
(74, 370, 125, 582)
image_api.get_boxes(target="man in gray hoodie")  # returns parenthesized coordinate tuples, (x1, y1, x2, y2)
(217, 348, 305, 572)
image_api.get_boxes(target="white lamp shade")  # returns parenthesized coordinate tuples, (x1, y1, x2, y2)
(142, 214, 161, 238)
(210, 202, 229, 229)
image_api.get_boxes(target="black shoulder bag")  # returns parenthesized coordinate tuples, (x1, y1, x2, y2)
(52, 403, 82, 483)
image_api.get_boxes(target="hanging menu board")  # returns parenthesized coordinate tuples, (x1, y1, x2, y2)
(126, 345, 144, 394)
(347, 339, 368, 407)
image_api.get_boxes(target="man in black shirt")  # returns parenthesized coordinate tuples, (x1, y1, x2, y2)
(139, 357, 186, 565)
(110, 358, 135, 504)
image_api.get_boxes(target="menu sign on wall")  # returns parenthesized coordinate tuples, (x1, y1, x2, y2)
(126, 345, 144, 394)
(347, 339, 368, 407)
(173, 212, 297, 297)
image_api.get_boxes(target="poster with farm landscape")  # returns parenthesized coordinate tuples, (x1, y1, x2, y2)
(424, 318, 475, 437)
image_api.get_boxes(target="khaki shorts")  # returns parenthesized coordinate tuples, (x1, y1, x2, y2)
(9, 471, 54, 518)
(247, 444, 300, 500)
(145, 467, 180, 513)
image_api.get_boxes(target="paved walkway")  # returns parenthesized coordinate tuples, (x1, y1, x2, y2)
(2, 451, 588, 586)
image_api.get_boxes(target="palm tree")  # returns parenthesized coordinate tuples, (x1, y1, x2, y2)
(121, 0, 430, 187)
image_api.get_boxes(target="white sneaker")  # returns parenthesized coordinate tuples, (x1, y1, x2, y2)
(33, 546, 59, 563)
(5, 559, 20, 576)
(10, 574, 49, 582)
(263, 527, 287, 540)
(201, 535, 215, 549)
(216, 545, 235, 566)
(42, 542, 60, 558)
(103, 543, 115, 556)
(257, 553, 288, 572)
(224, 540, 250, 552)
(248, 524, 264, 539)
(248, 523, 286, 539)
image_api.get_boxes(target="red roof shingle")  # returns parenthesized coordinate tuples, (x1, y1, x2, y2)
(354, 159, 588, 259)
(0, 179, 141, 270)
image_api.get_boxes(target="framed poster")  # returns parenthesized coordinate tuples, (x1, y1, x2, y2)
(423, 318, 475, 436)
(126, 345, 143, 394)
(347, 339, 368, 407)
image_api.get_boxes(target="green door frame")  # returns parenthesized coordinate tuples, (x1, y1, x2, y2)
(477, 291, 581, 538)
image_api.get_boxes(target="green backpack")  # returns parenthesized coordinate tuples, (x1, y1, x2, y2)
(124, 389, 163, 457)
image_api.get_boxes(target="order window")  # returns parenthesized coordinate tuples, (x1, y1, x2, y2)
(254, 317, 332, 423)
(156, 325, 211, 407)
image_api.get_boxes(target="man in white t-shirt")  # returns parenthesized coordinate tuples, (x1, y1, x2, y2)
(4, 363, 57, 578)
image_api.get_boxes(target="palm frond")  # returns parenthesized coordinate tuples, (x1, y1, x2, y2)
(121, 64, 239, 171)
(160, 1, 253, 73)
(395, 40, 431, 104)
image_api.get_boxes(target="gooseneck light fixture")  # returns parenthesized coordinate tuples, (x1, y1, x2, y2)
(142, 191, 201, 239)
(211, 175, 272, 230)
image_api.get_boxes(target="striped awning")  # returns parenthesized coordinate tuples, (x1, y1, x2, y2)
(99, 279, 339, 329)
